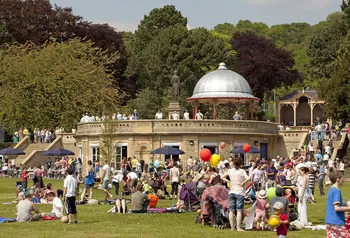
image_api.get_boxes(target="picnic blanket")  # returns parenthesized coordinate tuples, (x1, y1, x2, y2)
(0, 217, 17, 223)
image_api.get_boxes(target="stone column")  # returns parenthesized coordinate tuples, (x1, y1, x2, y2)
(309, 102, 315, 126)
(292, 102, 298, 127)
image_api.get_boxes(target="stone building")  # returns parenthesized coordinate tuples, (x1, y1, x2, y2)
(74, 63, 286, 169)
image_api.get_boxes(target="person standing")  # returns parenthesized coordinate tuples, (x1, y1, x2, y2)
(297, 167, 309, 226)
(155, 111, 163, 120)
(195, 110, 203, 120)
(318, 162, 326, 196)
(187, 156, 193, 172)
(266, 162, 277, 188)
(63, 168, 78, 224)
(131, 156, 138, 172)
(221, 157, 250, 232)
(101, 160, 112, 200)
(170, 163, 180, 200)
(183, 110, 190, 120)
(80, 160, 95, 201)
(325, 168, 350, 237)
(232, 111, 242, 120)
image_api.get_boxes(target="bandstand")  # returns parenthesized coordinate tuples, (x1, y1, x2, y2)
(186, 63, 259, 120)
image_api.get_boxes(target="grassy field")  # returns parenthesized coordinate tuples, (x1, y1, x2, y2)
(0, 178, 347, 238)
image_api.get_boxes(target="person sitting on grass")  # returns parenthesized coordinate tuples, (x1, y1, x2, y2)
(130, 184, 150, 213)
(325, 168, 350, 237)
(17, 193, 41, 222)
(41, 192, 63, 219)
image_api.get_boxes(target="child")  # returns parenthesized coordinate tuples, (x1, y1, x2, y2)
(255, 190, 269, 230)
(345, 211, 350, 231)
(33, 183, 41, 203)
(63, 167, 78, 224)
(273, 202, 288, 238)
(325, 168, 350, 237)
(284, 188, 295, 205)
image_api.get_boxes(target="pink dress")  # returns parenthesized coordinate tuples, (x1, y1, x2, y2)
(255, 198, 267, 221)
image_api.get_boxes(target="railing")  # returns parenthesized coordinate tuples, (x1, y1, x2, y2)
(76, 120, 279, 136)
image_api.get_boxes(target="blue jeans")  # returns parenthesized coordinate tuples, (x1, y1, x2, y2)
(229, 193, 244, 211)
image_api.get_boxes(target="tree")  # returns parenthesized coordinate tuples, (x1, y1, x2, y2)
(318, 32, 350, 121)
(0, 0, 80, 45)
(230, 31, 301, 101)
(101, 119, 118, 163)
(307, 18, 347, 79)
(0, 39, 122, 132)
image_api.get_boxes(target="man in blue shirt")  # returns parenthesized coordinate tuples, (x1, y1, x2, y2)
(325, 169, 350, 237)
(266, 161, 277, 188)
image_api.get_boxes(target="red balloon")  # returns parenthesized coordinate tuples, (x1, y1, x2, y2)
(200, 148, 212, 162)
(243, 144, 251, 153)
(219, 142, 226, 149)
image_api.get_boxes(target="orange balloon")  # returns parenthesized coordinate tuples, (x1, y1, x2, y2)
(243, 144, 251, 153)
(200, 148, 212, 162)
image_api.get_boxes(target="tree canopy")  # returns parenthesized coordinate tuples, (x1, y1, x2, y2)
(0, 39, 122, 132)
(230, 31, 301, 101)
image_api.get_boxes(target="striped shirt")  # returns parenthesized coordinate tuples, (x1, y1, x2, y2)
(308, 174, 316, 189)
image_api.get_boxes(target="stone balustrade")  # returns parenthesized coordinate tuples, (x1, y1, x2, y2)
(76, 120, 279, 136)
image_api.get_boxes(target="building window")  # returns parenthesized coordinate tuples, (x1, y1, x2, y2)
(200, 142, 218, 154)
(163, 142, 181, 163)
(116, 143, 128, 169)
(91, 146, 100, 164)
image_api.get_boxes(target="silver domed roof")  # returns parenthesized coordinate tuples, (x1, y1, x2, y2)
(187, 63, 258, 103)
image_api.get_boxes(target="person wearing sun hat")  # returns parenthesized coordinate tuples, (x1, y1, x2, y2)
(255, 190, 269, 230)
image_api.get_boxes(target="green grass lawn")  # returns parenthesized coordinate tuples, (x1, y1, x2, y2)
(1, 178, 346, 238)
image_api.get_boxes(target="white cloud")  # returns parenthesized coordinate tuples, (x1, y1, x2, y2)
(93, 21, 138, 32)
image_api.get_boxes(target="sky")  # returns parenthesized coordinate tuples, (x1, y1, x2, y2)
(50, 0, 342, 32)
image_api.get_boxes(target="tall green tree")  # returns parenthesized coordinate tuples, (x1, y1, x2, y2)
(318, 32, 350, 121)
(0, 39, 122, 132)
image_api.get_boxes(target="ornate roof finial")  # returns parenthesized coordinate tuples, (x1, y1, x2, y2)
(218, 62, 227, 70)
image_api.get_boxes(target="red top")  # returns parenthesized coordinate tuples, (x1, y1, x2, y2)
(21, 170, 27, 181)
(346, 218, 350, 230)
(285, 194, 295, 205)
(277, 214, 288, 236)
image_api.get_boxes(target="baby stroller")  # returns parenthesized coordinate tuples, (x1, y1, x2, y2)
(179, 182, 200, 211)
(282, 185, 298, 221)
(244, 182, 256, 203)
(195, 185, 230, 229)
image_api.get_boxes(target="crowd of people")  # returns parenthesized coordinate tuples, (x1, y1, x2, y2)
(10, 138, 350, 236)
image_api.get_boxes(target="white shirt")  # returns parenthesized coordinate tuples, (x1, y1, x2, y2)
(195, 112, 203, 120)
(183, 112, 190, 120)
(172, 113, 179, 120)
(155, 112, 163, 119)
(102, 164, 111, 181)
(323, 154, 329, 161)
(52, 197, 63, 218)
(170, 167, 180, 183)
(315, 124, 322, 132)
(227, 168, 249, 196)
(339, 162, 345, 171)
(83, 115, 89, 123)
(127, 172, 138, 180)
(187, 158, 193, 167)
(112, 173, 124, 183)
(63, 175, 77, 197)
(117, 113, 123, 120)
(325, 146, 331, 154)
(328, 160, 334, 168)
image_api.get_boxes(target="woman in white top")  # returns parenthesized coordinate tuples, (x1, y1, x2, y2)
(297, 167, 309, 226)
(338, 159, 345, 175)
(221, 157, 250, 232)
(170, 163, 180, 200)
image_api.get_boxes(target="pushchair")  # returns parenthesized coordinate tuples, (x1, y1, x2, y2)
(179, 182, 200, 211)
(195, 185, 231, 229)
(282, 185, 298, 221)
(244, 182, 256, 203)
